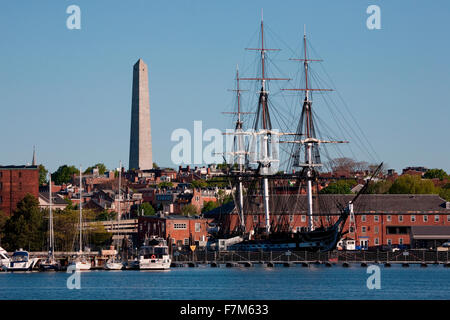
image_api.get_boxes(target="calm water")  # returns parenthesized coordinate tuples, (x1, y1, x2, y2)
(1, 264, 449, 300)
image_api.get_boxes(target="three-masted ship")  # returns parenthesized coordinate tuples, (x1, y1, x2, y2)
(209, 16, 381, 252)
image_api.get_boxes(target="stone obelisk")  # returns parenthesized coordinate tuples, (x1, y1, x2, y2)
(129, 59, 153, 170)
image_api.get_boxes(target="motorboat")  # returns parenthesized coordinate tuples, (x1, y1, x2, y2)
(5, 249, 39, 271)
(139, 237, 171, 270)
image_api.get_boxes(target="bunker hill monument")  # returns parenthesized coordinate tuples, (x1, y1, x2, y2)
(129, 58, 153, 170)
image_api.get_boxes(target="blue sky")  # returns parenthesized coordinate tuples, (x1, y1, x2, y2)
(1, 1, 449, 173)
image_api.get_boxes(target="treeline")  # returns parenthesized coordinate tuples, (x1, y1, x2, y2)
(0, 194, 111, 252)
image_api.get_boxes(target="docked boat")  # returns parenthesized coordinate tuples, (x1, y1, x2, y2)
(0, 247, 10, 270)
(40, 174, 61, 271)
(68, 167, 91, 271)
(5, 249, 39, 271)
(138, 237, 171, 270)
(104, 256, 124, 270)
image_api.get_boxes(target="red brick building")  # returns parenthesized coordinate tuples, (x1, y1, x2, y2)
(138, 215, 210, 248)
(0, 165, 39, 216)
(204, 194, 450, 250)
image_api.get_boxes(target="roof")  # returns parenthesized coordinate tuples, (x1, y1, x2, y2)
(0, 165, 38, 170)
(411, 226, 450, 240)
(204, 194, 450, 217)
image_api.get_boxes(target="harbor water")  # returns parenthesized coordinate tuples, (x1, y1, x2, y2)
(1, 263, 449, 300)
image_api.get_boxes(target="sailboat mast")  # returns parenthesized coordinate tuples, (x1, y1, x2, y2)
(79, 165, 83, 253)
(117, 161, 122, 250)
(49, 174, 54, 259)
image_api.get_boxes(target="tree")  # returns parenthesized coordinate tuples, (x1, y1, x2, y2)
(423, 168, 448, 180)
(153, 162, 159, 169)
(84, 163, 107, 175)
(0, 210, 9, 246)
(3, 194, 45, 251)
(320, 180, 356, 194)
(140, 202, 155, 216)
(51, 165, 79, 185)
(158, 181, 173, 189)
(388, 175, 437, 194)
(38, 164, 48, 186)
(367, 180, 393, 194)
(191, 180, 207, 189)
(182, 204, 198, 216)
(202, 201, 218, 213)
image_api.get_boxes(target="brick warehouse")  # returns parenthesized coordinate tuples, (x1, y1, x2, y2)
(0, 165, 39, 216)
(204, 194, 450, 250)
(138, 215, 210, 248)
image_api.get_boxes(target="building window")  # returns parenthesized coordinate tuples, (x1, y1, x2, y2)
(174, 223, 187, 230)
(19, 182, 22, 190)
(374, 238, 379, 245)
(19, 172, 22, 178)
(253, 215, 258, 222)
(374, 226, 379, 234)
(423, 215, 428, 222)
(447, 215, 450, 222)
(411, 215, 416, 222)
(314, 216, 318, 222)
(289, 214, 294, 222)
(195, 223, 200, 233)
(349, 226, 354, 233)
(296, 226, 302, 232)
(387, 215, 392, 222)
(361, 226, 367, 233)
(184, 238, 189, 245)
(434, 215, 439, 222)
(0, 196, 2, 203)
(374, 215, 379, 222)
(399, 215, 403, 222)
(301, 215, 306, 222)
(361, 215, 366, 222)
(399, 238, 403, 245)
(387, 239, 392, 246)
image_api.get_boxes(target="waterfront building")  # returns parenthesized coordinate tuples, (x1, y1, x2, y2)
(0, 165, 39, 216)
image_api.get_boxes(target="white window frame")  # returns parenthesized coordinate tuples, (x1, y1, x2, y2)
(411, 215, 416, 222)
(195, 222, 201, 233)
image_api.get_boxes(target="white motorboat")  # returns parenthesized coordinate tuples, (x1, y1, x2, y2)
(104, 258, 124, 270)
(70, 257, 92, 270)
(5, 249, 39, 271)
(139, 237, 171, 270)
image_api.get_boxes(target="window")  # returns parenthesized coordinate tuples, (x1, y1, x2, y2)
(314, 216, 319, 222)
(18, 172, 22, 178)
(399, 215, 403, 222)
(447, 215, 450, 222)
(19, 182, 22, 190)
(387, 215, 392, 222)
(361, 226, 367, 233)
(411, 215, 416, 222)
(374, 215, 379, 222)
(289, 214, 294, 222)
(387, 239, 392, 245)
(434, 215, 439, 222)
(301, 215, 306, 222)
(361, 215, 366, 222)
(253, 215, 258, 222)
(374, 226, 379, 234)
(184, 239, 189, 245)
(195, 223, 200, 233)
(0, 196, 2, 203)
(399, 238, 403, 245)
(349, 226, 354, 233)
(374, 238, 379, 245)
(174, 223, 187, 230)
(423, 215, 428, 222)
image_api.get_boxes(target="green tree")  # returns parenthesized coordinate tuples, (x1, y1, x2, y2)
(3, 194, 45, 251)
(140, 202, 156, 216)
(191, 180, 207, 189)
(388, 175, 437, 194)
(366, 180, 393, 194)
(51, 165, 79, 185)
(182, 204, 198, 216)
(38, 164, 48, 186)
(320, 180, 356, 194)
(423, 168, 448, 180)
(0, 210, 9, 246)
(158, 181, 174, 189)
(202, 201, 219, 213)
(84, 163, 107, 175)
(153, 162, 159, 169)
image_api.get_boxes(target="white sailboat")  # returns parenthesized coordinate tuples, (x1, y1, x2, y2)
(105, 161, 124, 270)
(40, 174, 61, 271)
(69, 166, 91, 270)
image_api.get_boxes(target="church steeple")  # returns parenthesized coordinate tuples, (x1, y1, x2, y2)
(32, 145, 36, 166)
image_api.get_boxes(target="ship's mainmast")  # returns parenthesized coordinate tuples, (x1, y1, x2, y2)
(241, 13, 290, 235)
(282, 29, 346, 231)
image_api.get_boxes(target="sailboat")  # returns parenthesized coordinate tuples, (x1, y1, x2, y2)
(40, 174, 61, 271)
(69, 166, 91, 270)
(104, 161, 124, 270)
(212, 17, 382, 252)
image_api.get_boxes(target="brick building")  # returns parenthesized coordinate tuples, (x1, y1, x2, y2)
(204, 194, 450, 250)
(0, 165, 39, 216)
(138, 215, 210, 248)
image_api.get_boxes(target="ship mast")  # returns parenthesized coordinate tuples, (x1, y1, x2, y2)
(241, 12, 290, 235)
(48, 173, 54, 261)
(79, 165, 83, 253)
(282, 28, 347, 231)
